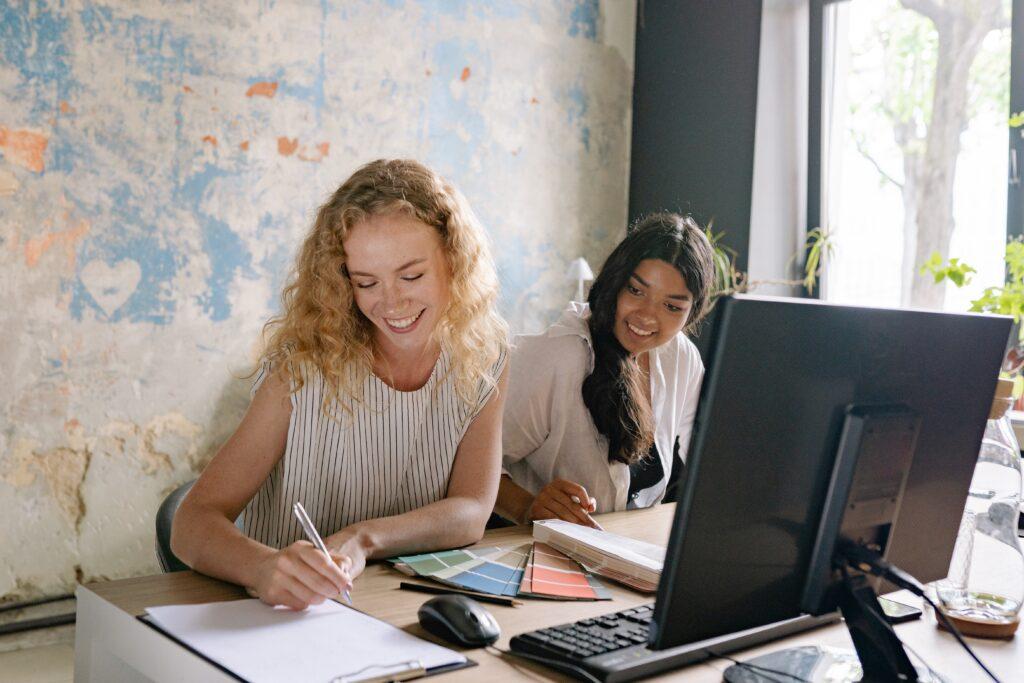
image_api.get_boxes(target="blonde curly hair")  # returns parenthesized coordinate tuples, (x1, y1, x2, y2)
(261, 159, 508, 409)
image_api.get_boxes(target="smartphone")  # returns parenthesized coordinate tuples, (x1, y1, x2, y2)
(878, 596, 923, 624)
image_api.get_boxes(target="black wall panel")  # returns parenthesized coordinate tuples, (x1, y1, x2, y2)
(629, 0, 763, 272)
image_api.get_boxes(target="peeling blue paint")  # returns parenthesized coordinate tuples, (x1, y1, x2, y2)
(78, 6, 202, 79)
(425, 39, 489, 182)
(6, 0, 626, 335)
(130, 79, 164, 103)
(564, 83, 589, 123)
(199, 217, 252, 321)
(0, 4, 73, 118)
(493, 232, 539, 309)
(375, 0, 535, 21)
(178, 165, 255, 321)
(69, 233, 181, 325)
(561, 82, 591, 150)
(568, 0, 599, 40)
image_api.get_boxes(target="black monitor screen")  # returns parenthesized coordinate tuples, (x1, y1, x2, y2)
(651, 295, 1010, 649)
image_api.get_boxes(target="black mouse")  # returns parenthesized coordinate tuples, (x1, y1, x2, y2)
(417, 594, 500, 647)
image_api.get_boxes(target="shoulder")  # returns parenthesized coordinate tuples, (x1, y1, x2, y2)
(511, 327, 592, 379)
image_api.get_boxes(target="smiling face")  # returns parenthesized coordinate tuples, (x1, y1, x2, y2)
(613, 258, 693, 356)
(343, 211, 451, 359)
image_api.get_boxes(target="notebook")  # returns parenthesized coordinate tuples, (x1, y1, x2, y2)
(144, 599, 469, 683)
(532, 519, 666, 592)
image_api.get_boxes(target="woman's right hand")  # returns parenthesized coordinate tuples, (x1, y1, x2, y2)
(526, 479, 603, 529)
(250, 541, 352, 610)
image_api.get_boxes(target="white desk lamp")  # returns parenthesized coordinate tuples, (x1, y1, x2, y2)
(567, 257, 595, 303)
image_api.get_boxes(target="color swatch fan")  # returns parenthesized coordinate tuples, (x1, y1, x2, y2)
(520, 542, 611, 600)
(395, 543, 531, 596)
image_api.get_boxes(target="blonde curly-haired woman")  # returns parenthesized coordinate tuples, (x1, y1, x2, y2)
(172, 159, 509, 610)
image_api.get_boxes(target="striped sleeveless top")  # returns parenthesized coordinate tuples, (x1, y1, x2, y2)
(241, 348, 507, 549)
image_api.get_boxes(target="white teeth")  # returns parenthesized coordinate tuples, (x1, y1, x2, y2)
(627, 322, 654, 337)
(386, 311, 422, 329)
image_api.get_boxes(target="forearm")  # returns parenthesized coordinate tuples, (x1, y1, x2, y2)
(327, 495, 492, 560)
(494, 474, 534, 525)
(172, 503, 275, 589)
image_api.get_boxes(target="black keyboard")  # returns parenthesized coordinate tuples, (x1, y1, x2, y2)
(512, 604, 655, 661)
(509, 604, 841, 683)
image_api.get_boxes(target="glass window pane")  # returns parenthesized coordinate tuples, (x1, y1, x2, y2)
(821, 0, 1011, 312)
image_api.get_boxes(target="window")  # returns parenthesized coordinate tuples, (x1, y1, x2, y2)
(809, 0, 1019, 311)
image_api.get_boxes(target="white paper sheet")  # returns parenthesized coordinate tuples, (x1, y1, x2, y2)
(145, 598, 466, 683)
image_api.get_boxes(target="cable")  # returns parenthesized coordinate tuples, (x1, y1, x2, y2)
(705, 649, 810, 682)
(839, 543, 1002, 683)
(920, 591, 1001, 683)
(0, 593, 74, 614)
(840, 567, 941, 682)
(489, 645, 602, 683)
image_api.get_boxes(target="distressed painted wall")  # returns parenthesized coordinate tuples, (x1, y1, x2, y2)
(0, 1, 635, 599)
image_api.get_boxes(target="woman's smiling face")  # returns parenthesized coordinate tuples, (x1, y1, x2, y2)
(343, 211, 451, 357)
(612, 258, 693, 356)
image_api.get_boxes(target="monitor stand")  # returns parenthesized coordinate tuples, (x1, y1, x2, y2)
(722, 542, 947, 682)
(726, 404, 950, 682)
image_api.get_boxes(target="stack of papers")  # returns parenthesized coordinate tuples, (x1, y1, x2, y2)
(393, 541, 611, 601)
(532, 520, 666, 593)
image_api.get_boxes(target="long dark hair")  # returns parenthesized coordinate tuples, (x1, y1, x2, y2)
(582, 212, 714, 465)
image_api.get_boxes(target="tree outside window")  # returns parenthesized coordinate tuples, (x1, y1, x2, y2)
(819, 0, 1013, 311)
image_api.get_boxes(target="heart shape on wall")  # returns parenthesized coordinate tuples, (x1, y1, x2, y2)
(80, 258, 142, 317)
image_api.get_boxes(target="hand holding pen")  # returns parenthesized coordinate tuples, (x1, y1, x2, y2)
(248, 503, 354, 611)
(525, 479, 602, 529)
(293, 502, 354, 605)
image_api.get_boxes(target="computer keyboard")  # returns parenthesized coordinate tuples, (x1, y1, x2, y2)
(509, 604, 838, 683)
(510, 603, 690, 682)
(511, 603, 655, 661)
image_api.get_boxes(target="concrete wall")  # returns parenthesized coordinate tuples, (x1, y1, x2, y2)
(0, 0, 635, 600)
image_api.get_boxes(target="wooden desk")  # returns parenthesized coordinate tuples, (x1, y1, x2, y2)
(74, 505, 1022, 682)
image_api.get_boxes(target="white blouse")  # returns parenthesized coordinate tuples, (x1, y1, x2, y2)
(502, 302, 704, 513)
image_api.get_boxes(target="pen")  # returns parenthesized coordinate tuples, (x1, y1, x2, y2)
(570, 495, 603, 530)
(292, 501, 353, 605)
(570, 494, 596, 510)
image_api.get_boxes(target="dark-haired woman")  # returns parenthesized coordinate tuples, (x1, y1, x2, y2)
(495, 213, 714, 526)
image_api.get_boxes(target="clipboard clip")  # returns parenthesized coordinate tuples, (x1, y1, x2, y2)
(332, 659, 426, 683)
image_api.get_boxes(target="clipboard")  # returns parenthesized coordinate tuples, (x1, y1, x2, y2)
(140, 599, 476, 682)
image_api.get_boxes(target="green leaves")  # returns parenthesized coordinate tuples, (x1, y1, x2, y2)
(803, 228, 834, 295)
(920, 252, 977, 287)
(933, 238, 1024, 340)
(1009, 111, 1024, 128)
(704, 226, 742, 297)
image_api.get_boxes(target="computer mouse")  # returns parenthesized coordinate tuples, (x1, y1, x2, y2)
(417, 594, 500, 648)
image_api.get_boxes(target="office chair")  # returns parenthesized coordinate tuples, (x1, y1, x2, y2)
(156, 480, 248, 572)
(155, 480, 195, 572)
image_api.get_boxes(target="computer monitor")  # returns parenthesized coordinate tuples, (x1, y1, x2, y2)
(650, 296, 1010, 659)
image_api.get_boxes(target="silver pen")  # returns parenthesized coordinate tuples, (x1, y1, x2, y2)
(292, 501, 353, 605)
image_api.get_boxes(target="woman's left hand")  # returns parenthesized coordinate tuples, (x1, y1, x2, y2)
(325, 526, 370, 582)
